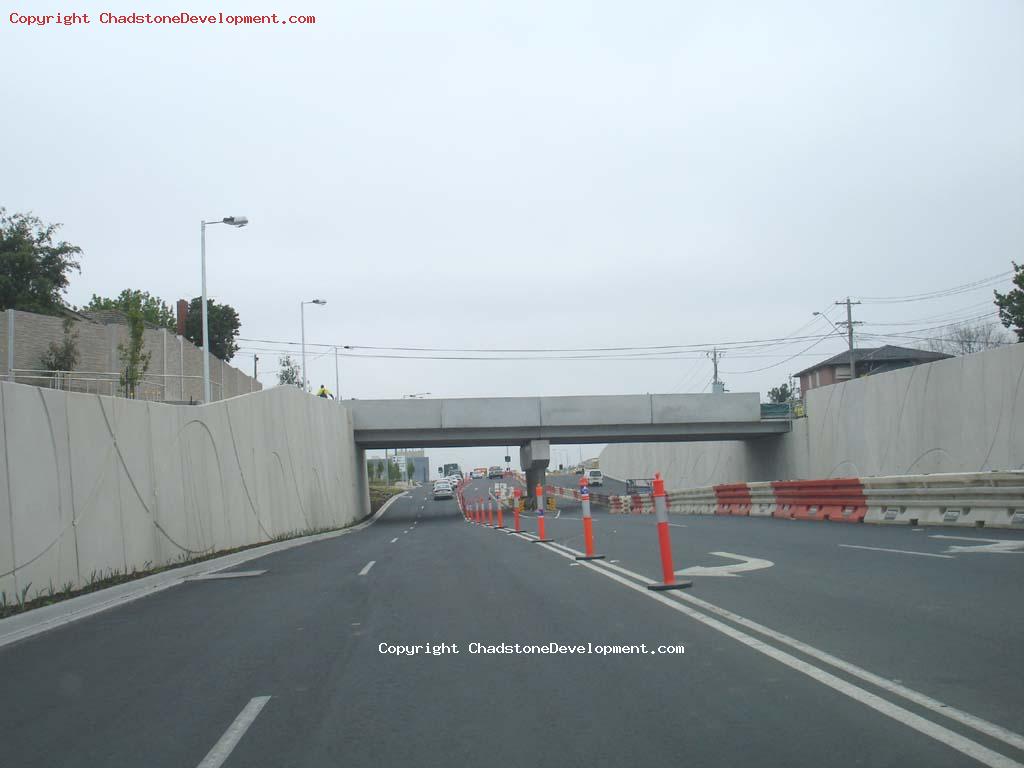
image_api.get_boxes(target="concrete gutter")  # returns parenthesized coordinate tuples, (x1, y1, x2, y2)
(0, 492, 406, 650)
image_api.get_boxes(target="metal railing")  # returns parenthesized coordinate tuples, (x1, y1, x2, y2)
(8, 368, 219, 402)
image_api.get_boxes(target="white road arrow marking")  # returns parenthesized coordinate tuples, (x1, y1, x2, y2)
(677, 552, 774, 578)
(930, 535, 1024, 554)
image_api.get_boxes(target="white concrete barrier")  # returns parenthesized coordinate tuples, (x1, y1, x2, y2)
(0, 382, 367, 600)
(862, 471, 1024, 528)
(666, 487, 717, 515)
(747, 482, 777, 517)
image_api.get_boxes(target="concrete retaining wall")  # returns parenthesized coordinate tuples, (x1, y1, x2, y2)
(600, 342, 1024, 487)
(0, 382, 367, 600)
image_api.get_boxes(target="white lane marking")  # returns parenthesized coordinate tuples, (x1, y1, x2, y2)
(358, 561, 376, 576)
(186, 570, 266, 581)
(538, 543, 1023, 768)
(1, 489, 405, 650)
(542, 540, 1024, 756)
(677, 552, 773, 578)
(839, 544, 954, 559)
(196, 696, 271, 768)
(668, 523, 687, 528)
(390, 538, 398, 544)
(930, 535, 1024, 554)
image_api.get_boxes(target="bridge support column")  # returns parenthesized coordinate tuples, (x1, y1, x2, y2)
(519, 439, 550, 510)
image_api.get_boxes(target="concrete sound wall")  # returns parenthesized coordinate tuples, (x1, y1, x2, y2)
(0, 382, 368, 599)
(600, 342, 1024, 488)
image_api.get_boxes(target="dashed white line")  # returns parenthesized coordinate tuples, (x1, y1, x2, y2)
(196, 696, 271, 768)
(839, 544, 953, 559)
(359, 560, 376, 576)
(390, 538, 398, 544)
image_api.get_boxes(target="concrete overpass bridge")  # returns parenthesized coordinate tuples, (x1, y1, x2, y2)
(347, 392, 790, 489)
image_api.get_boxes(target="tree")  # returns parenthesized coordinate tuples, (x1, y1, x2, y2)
(183, 297, 241, 361)
(926, 321, 1014, 356)
(85, 290, 175, 330)
(118, 308, 151, 398)
(406, 459, 416, 482)
(40, 317, 80, 373)
(994, 262, 1024, 342)
(767, 382, 795, 403)
(0, 208, 82, 315)
(277, 354, 302, 387)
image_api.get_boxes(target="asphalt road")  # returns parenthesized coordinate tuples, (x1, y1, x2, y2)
(2, 478, 1023, 767)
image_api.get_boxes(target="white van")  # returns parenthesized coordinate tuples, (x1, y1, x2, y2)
(585, 469, 603, 486)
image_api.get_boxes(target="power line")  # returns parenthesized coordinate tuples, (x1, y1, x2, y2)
(235, 332, 841, 356)
(719, 331, 842, 375)
(856, 271, 1011, 304)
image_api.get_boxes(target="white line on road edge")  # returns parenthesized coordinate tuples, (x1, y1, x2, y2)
(544, 540, 1024, 758)
(839, 544, 954, 559)
(0, 488, 408, 650)
(196, 696, 271, 768)
(359, 561, 376, 576)
(537, 543, 1023, 768)
(186, 570, 267, 581)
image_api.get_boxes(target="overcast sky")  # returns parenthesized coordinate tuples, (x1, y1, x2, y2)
(3, 0, 1022, 472)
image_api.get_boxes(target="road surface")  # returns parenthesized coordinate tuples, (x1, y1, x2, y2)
(2, 477, 1022, 767)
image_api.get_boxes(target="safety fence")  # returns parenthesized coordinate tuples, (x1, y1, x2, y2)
(534, 471, 1024, 528)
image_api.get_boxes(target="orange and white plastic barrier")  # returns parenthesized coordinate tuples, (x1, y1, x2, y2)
(513, 487, 523, 532)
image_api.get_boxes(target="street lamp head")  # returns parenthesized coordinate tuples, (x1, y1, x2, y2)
(311, 299, 327, 306)
(222, 216, 249, 227)
(812, 311, 822, 316)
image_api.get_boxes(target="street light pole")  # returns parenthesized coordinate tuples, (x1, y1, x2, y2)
(300, 299, 327, 393)
(200, 216, 247, 403)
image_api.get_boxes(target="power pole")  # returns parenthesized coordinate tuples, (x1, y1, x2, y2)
(835, 297, 863, 380)
(707, 347, 724, 393)
(334, 346, 340, 400)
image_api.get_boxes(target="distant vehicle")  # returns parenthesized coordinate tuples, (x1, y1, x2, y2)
(487, 466, 503, 478)
(446, 475, 461, 487)
(574, 466, 584, 475)
(443, 463, 461, 477)
(472, 467, 487, 479)
(433, 481, 453, 500)
(585, 469, 603, 486)
(625, 478, 653, 494)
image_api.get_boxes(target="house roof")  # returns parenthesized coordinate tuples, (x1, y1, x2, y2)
(795, 345, 951, 377)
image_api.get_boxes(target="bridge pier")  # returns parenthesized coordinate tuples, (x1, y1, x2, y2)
(520, 439, 550, 509)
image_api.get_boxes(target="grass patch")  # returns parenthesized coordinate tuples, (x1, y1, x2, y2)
(369, 483, 405, 512)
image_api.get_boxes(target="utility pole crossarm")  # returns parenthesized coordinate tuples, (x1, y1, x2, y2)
(835, 297, 863, 380)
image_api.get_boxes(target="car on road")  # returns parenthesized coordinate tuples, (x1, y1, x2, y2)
(487, 466, 503, 478)
(574, 466, 584, 474)
(471, 468, 486, 479)
(432, 481, 453, 500)
(446, 475, 462, 488)
(585, 469, 603, 486)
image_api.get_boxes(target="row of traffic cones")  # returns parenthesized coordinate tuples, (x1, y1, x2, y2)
(462, 474, 691, 591)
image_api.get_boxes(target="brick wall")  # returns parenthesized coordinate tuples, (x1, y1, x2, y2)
(0, 309, 261, 402)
